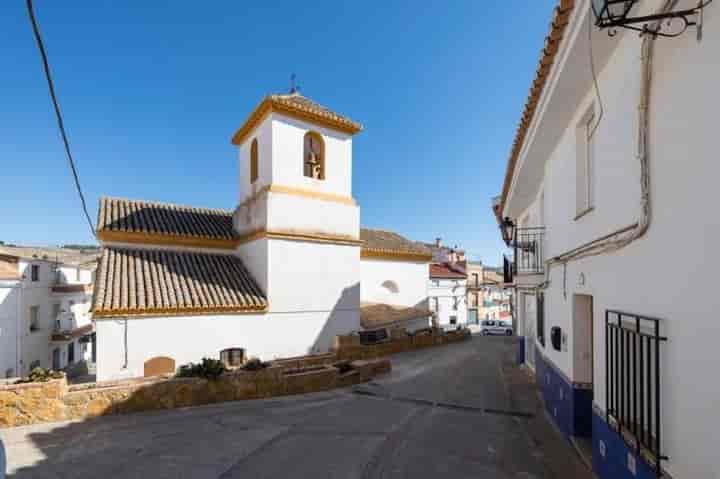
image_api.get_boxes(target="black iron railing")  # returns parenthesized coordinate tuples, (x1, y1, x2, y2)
(606, 310, 668, 477)
(514, 227, 545, 274)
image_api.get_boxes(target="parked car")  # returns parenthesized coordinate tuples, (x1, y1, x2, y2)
(480, 320, 513, 336)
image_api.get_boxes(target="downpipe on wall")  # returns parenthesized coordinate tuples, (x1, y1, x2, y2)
(537, 0, 680, 291)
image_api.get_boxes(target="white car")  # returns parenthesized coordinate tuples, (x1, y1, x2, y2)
(480, 320, 513, 336)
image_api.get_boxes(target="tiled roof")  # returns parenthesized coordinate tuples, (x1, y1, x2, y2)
(232, 92, 363, 145)
(270, 93, 361, 131)
(360, 228, 431, 256)
(360, 302, 432, 330)
(498, 0, 575, 216)
(97, 197, 236, 240)
(93, 247, 267, 318)
(430, 263, 467, 279)
(96, 197, 429, 260)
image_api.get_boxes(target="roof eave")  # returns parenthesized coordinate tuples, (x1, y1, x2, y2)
(498, 0, 576, 219)
(231, 97, 363, 146)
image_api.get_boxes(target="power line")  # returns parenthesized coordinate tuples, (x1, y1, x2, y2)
(26, 0, 96, 238)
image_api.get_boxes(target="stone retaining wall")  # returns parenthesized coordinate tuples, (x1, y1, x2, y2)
(0, 327, 468, 429)
(0, 358, 390, 429)
(333, 327, 471, 360)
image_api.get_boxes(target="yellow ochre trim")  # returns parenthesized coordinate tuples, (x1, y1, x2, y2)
(360, 248, 433, 263)
(236, 228, 364, 247)
(97, 230, 237, 251)
(231, 97, 362, 146)
(93, 304, 268, 320)
(239, 184, 356, 208)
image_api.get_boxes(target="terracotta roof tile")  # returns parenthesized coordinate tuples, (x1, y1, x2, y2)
(97, 197, 429, 259)
(97, 197, 236, 240)
(360, 228, 431, 256)
(270, 93, 362, 132)
(232, 92, 362, 145)
(92, 247, 267, 318)
(430, 263, 467, 279)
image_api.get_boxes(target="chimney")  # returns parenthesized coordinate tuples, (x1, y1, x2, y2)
(435, 237, 442, 247)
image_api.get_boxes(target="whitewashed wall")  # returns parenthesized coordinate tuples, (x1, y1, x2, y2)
(508, 3, 720, 477)
(0, 281, 21, 378)
(271, 113, 353, 198)
(360, 259, 428, 308)
(428, 278, 467, 327)
(18, 260, 57, 373)
(96, 309, 356, 381)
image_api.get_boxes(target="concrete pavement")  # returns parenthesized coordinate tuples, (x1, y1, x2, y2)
(1, 336, 592, 478)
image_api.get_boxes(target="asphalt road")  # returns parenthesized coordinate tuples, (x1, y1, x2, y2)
(1, 336, 592, 478)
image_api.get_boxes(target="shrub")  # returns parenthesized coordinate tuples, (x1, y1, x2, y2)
(176, 358, 226, 380)
(241, 357, 268, 372)
(15, 367, 63, 384)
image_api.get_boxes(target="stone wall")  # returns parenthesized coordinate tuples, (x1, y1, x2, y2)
(0, 327, 468, 429)
(333, 327, 471, 360)
(0, 358, 390, 429)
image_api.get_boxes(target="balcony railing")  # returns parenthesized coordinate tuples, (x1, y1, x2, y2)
(606, 310, 668, 477)
(514, 227, 545, 274)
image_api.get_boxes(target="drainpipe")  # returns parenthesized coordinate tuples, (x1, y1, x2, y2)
(16, 283, 22, 377)
(539, 0, 678, 285)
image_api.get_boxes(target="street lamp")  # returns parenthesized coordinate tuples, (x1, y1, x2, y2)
(591, 0, 713, 37)
(500, 217, 515, 246)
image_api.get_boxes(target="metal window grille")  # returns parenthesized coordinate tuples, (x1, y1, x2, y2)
(514, 227, 545, 274)
(606, 310, 668, 477)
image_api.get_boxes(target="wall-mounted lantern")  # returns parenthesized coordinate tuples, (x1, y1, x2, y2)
(500, 217, 515, 245)
(591, 0, 713, 37)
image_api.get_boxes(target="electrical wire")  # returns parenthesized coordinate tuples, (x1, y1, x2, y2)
(536, 1, 678, 292)
(587, 6, 605, 140)
(26, 0, 96, 238)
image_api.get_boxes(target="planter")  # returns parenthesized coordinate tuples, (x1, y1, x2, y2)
(283, 366, 338, 395)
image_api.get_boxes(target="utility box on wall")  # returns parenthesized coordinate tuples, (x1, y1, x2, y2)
(551, 326, 562, 351)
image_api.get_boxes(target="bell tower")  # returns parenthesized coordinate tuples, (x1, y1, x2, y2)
(230, 91, 364, 354)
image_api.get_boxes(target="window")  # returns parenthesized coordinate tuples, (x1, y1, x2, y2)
(68, 342, 75, 363)
(576, 106, 595, 216)
(250, 138, 259, 183)
(29, 305, 39, 332)
(31, 264, 39, 282)
(536, 293, 545, 346)
(52, 303, 61, 319)
(449, 316, 457, 325)
(431, 280, 440, 287)
(303, 132, 325, 179)
(472, 273, 479, 288)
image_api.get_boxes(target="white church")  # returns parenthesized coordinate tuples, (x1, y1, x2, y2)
(92, 91, 433, 381)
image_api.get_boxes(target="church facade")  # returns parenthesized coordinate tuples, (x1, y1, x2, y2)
(92, 92, 432, 381)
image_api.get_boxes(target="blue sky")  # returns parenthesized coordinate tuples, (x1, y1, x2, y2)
(1, 1, 555, 265)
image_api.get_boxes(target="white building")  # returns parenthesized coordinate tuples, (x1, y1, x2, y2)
(0, 246, 97, 378)
(425, 238, 465, 264)
(496, 1, 719, 478)
(93, 91, 432, 381)
(428, 263, 467, 329)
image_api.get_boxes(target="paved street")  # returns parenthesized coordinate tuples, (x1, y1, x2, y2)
(1, 337, 591, 478)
